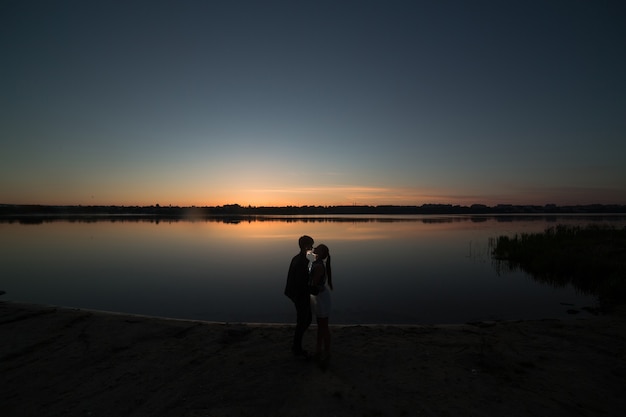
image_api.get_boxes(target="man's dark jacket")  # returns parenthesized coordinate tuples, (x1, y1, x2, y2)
(284, 252, 309, 301)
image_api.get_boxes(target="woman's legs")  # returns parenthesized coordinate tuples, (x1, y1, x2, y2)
(316, 317, 331, 358)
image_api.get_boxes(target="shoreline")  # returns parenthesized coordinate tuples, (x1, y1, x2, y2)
(2, 301, 625, 416)
(0, 294, 602, 327)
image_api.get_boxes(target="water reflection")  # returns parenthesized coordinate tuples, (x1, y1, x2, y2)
(1, 215, 625, 324)
(4, 213, 620, 225)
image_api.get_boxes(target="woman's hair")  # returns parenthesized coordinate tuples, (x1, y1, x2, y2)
(315, 244, 333, 290)
(327, 254, 333, 290)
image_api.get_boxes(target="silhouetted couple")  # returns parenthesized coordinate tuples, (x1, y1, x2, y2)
(284, 235, 333, 366)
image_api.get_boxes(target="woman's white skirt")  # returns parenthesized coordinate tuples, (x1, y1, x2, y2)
(311, 287, 331, 318)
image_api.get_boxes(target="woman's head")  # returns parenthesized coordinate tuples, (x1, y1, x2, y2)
(313, 244, 332, 290)
(313, 244, 329, 260)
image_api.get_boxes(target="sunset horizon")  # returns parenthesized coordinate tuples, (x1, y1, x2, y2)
(2, 1, 625, 210)
(3, 197, 625, 211)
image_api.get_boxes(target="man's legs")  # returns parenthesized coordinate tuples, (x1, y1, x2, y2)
(292, 295, 312, 355)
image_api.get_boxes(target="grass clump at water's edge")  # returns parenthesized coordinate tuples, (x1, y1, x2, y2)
(491, 224, 626, 309)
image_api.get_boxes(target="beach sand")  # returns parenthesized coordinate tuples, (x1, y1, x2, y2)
(1, 301, 625, 417)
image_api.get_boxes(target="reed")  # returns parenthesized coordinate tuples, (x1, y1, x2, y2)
(491, 224, 626, 309)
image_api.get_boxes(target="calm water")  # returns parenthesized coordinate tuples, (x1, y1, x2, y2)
(2, 215, 625, 324)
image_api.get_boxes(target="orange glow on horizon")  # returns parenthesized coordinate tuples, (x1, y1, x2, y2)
(6, 184, 624, 208)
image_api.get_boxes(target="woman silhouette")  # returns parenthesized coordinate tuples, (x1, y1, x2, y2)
(310, 244, 333, 368)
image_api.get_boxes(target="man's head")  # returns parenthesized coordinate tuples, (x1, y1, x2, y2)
(298, 235, 314, 251)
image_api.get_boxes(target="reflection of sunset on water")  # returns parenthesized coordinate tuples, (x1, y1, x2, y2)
(4, 215, 623, 324)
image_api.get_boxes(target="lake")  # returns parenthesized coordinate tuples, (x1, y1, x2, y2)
(2, 214, 625, 324)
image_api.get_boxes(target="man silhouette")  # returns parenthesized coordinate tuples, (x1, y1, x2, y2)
(284, 235, 314, 357)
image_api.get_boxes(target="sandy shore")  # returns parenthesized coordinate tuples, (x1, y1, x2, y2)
(2, 302, 625, 417)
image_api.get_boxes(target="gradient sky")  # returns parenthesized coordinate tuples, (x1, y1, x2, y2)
(2, 0, 625, 207)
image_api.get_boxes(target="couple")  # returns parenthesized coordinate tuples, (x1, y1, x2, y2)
(284, 235, 333, 365)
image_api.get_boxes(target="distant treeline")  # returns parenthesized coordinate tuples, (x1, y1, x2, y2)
(1, 203, 625, 219)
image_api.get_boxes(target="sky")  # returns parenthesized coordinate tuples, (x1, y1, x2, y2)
(1, 0, 625, 207)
